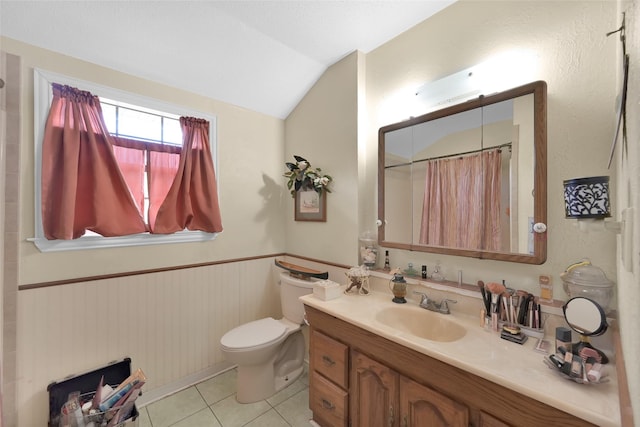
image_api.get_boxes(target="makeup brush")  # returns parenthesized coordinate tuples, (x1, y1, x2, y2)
(477, 281, 490, 313)
(485, 282, 505, 331)
(485, 282, 506, 296)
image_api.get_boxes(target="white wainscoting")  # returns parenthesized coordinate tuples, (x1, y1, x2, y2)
(17, 256, 282, 427)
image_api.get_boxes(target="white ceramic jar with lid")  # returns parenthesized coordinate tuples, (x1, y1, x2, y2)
(561, 262, 614, 313)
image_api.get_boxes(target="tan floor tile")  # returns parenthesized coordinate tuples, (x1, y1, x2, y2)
(146, 387, 207, 427)
(171, 408, 221, 427)
(243, 409, 290, 427)
(275, 389, 313, 427)
(266, 375, 308, 407)
(196, 369, 237, 405)
(210, 394, 271, 427)
(137, 407, 152, 427)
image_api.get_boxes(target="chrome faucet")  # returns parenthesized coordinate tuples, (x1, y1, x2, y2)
(413, 291, 457, 314)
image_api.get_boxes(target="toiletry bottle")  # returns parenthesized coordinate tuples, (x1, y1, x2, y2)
(539, 275, 553, 303)
(431, 261, 444, 281)
(555, 327, 572, 354)
(421, 265, 427, 279)
(384, 251, 390, 271)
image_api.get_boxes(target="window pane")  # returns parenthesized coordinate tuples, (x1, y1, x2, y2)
(163, 118, 182, 145)
(102, 103, 116, 134)
(118, 107, 161, 141)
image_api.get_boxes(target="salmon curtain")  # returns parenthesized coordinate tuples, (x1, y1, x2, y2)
(111, 136, 182, 226)
(148, 150, 181, 228)
(482, 150, 503, 251)
(419, 150, 501, 250)
(41, 83, 146, 239)
(151, 117, 223, 234)
(112, 142, 145, 215)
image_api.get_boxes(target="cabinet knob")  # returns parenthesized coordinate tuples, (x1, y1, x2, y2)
(321, 399, 335, 410)
(322, 355, 336, 366)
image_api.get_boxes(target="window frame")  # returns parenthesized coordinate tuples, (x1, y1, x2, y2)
(32, 68, 221, 252)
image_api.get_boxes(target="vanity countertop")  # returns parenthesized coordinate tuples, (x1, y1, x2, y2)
(300, 291, 621, 427)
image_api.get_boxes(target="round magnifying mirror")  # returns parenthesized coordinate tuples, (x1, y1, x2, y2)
(562, 297, 608, 336)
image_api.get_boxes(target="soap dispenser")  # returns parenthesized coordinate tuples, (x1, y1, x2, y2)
(389, 272, 408, 304)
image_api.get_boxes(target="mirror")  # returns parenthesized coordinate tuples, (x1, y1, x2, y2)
(563, 297, 608, 337)
(378, 81, 547, 264)
(562, 296, 609, 364)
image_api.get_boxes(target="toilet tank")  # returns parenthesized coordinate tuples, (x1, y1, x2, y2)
(279, 272, 315, 324)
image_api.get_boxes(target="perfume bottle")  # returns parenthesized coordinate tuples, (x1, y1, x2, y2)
(384, 250, 390, 270)
(431, 261, 444, 281)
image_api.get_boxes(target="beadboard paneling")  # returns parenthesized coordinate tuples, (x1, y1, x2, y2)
(17, 256, 281, 427)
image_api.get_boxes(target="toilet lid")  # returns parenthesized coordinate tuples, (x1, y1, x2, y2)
(221, 317, 287, 349)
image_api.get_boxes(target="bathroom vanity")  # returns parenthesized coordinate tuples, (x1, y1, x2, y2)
(302, 291, 620, 427)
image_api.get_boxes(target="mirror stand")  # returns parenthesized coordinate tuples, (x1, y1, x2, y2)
(563, 297, 610, 364)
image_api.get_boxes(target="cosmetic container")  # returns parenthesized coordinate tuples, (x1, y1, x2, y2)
(587, 363, 603, 382)
(555, 327, 572, 353)
(539, 275, 553, 303)
(570, 355, 582, 378)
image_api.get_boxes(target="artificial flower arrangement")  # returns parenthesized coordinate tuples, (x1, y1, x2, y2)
(284, 155, 333, 197)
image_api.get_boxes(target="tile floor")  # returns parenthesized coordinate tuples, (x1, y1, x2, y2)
(137, 367, 312, 427)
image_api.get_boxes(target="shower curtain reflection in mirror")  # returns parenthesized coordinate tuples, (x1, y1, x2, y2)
(419, 149, 502, 250)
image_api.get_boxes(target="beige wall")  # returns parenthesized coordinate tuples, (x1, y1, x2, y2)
(1, 37, 287, 285)
(284, 51, 361, 266)
(365, 0, 618, 299)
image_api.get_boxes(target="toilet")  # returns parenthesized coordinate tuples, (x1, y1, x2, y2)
(220, 271, 315, 403)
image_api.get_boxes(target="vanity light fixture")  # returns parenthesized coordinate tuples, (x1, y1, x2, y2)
(415, 49, 538, 114)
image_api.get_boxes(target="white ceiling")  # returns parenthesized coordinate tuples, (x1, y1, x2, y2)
(1, 0, 456, 119)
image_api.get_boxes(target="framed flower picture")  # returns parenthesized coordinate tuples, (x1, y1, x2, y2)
(295, 188, 326, 222)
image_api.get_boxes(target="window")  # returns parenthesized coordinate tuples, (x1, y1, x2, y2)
(99, 99, 183, 225)
(32, 68, 220, 252)
(101, 99, 183, 146)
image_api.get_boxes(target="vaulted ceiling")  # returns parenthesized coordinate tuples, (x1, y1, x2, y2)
(1, 1, 456, 119)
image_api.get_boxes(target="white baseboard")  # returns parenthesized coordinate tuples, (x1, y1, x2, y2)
(136, 361, 236, 407)
(138, 358, 310, 408)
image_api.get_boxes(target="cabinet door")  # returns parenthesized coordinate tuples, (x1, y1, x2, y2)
(478, 411, 512, 427)
(399, 376, 468, 427)
(351, 350, 399, 427)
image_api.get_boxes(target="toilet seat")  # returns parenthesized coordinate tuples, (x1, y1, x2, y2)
(220, 317, 287, 351)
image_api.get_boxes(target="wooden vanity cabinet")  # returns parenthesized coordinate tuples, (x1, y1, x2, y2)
(305, 305, 597, 427)
(309, 329, 349, 427)
(352, 350, 468, 427)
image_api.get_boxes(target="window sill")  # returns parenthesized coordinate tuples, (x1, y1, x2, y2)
(29, 231, 220, 252)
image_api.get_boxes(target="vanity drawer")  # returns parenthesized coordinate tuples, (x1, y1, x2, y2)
(310, 371, 348, 427)
(311, 330, 349, 388)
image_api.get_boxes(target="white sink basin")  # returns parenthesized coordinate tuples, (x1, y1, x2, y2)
(375, 305, 467, 342)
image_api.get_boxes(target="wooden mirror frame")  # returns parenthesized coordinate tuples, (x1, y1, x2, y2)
(377, 81, 547, 264)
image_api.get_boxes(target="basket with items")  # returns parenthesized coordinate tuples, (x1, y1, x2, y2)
(48, 358, 145, 427)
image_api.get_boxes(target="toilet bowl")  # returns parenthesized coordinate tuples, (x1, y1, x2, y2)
(220, 271, 315, 403)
